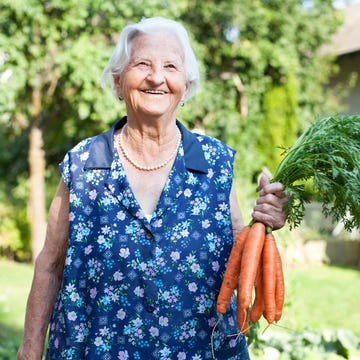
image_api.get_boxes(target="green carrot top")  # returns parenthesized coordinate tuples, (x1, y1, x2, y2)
(272, 114, 360, 231)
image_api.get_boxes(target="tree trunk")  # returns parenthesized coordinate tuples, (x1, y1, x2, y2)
(28, 88, 46, 263)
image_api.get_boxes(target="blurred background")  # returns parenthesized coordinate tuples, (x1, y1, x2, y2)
(0, 0, 359, 358)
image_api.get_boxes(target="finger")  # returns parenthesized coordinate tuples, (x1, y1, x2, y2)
(252, 210, 287, 230)
(253, 202, 284, 216)
(258, 174, 270, 190)
(251, 211, 275, 228)
(260, 183, 286, 198)
(255, 194, 288, 208)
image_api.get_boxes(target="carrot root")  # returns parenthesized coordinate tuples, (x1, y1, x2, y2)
(217, 226, 251, 314)
(250, 257, 264, 324)
(274, 245, 285, 322)
(237, 222, 266, 310)
(263, 230, 277, 324)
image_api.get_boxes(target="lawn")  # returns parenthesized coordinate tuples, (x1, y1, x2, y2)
(0, 259, 33, 358)
(274, 265, 360, 338)
(249, 266, 360, 359)
(0, 259, 359, 358)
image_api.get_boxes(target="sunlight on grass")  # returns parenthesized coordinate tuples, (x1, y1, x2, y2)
(0, 260, 33, 343)
(276, 266, 360, 338)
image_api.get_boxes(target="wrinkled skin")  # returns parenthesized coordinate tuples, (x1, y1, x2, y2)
(252, 175, 288, 230)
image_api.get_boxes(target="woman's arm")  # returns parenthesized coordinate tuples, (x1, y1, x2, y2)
(230, 183, 245, 239)
(18, 179, 70, 360)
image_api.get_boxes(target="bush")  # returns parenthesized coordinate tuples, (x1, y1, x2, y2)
(249, 328, 360, 360)
(0, 339, 18, 360)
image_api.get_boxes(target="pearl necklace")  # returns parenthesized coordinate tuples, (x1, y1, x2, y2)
(118, 124, 182, 171)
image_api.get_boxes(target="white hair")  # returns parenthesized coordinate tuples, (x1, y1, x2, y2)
(100, 17, 200, 102)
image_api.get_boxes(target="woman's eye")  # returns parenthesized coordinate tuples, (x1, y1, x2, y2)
(165, 64, 177, 70)
(136, 61, 150, 68)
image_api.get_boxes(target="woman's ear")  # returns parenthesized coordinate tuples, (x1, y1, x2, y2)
(180, 82, 190, 103)
(113, 74, 123, 98)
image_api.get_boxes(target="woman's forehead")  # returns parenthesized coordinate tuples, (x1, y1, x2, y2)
(130, 32, 184, 58)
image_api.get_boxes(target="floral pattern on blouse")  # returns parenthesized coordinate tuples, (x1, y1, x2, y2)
(46, 119, 250, 360)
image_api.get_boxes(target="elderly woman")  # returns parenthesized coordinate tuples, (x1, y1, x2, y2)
(18, 17, 287, 360)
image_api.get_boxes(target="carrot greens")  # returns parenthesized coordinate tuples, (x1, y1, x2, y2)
(272, 114, 360, 231)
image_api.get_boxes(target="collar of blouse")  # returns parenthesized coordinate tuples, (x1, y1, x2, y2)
(84, 116, 209, 174)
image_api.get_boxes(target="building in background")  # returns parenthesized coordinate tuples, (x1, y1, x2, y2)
(327, 2, 360, 114)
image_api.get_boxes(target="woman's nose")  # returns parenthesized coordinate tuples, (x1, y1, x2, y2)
(146, 66, 165, 83)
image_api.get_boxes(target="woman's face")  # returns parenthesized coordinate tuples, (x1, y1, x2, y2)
(114, 32, 188, 121)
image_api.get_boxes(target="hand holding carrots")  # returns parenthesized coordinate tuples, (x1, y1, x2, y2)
(252, 175, 288, 230)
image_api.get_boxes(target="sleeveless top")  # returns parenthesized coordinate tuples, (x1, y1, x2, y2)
(47, 117, 250, 360)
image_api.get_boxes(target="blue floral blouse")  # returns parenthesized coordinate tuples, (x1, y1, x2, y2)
(46, 117, 250, 360)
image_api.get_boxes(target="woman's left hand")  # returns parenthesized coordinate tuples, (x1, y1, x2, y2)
(252, 175, 288, 230)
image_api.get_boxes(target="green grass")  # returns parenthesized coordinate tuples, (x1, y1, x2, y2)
(0, 259, 33, 358)
(289, 266, 360, 336)
(261, 265, 360, 338)
(0, 260, 359, 357)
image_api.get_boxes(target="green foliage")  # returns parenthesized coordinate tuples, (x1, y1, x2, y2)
(181, 0, 343, 182)
(0, 178, 31, 261)
(258, 75, 299, 172)
(273, 115, 360, 231)
(0, 340, 18, 360)
(0, 0, 345, 258)
(250, 328, 360, 360)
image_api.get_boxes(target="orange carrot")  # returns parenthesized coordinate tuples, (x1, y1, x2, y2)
(237, 282, 249, 335)
(262, 229, 277, 324)
(237, 222, 266, 311)
(274, 246, 285, 322)
(217, 225, 251, 314)
(250, 256, 264, 324)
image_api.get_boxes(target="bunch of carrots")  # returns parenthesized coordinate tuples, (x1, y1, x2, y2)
(216, 221, 284, 334)
(216, 114, 360, 335)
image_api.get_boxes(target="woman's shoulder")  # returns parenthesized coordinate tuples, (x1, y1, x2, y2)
(179, 122, 233, 152)
(66, 120, 120, 157)
(68, 137, 94, 153)
(65, 128, 111, 157)
(61, 133, 105, 170)
(192, 130, 236, 158)
(180, 128, 236, 172)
